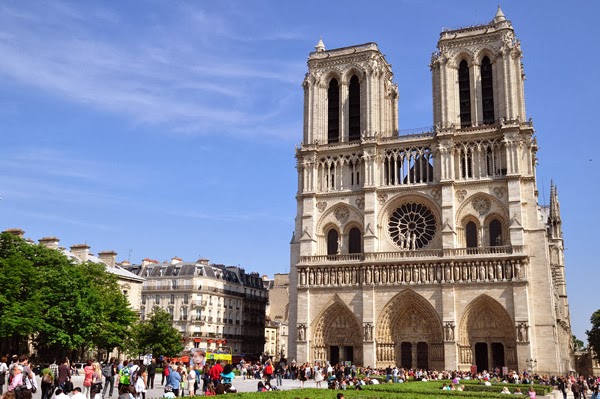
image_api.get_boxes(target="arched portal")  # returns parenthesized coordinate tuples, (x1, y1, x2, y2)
(312, 301, 363, 365)
(458, 295, 517, 372)
(376, 290, 444, 369)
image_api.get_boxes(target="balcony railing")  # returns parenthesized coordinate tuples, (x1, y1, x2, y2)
(297, 251, 527, 288)
(299, 246, 523, 264)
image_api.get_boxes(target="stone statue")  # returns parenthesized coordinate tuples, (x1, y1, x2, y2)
(399, 231, 406, 249)
(411, 233, 417, 250)
(298, 324, 306, 341)
(364, 323, 373, 341)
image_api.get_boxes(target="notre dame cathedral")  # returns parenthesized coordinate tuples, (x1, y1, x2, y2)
(288, 7, 573, 374)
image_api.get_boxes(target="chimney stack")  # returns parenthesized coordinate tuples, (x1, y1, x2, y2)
(171, 257, 183, 265)
(3, 228, 25, 238)
(39, 237, 60, 250)
(70, 244, 90, 263)
(142, 258, 159, 267)
(197, 258, 210, 266)
(98, 251, 117, 268)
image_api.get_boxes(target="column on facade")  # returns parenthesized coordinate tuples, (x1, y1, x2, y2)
(505, 50, 516, 120)
(365, 69, 375, 136)
(377, 69, 385, 135)
(509, 51, 521, 120)
(411, 342, 418, 369)
(498, 52, 507, 121)
(440, 60, 449, 125)
(471, 62, 481, 126)
(340, 81, 348, 143)
(303, 79, 312, 145)
(362, 286, 377, 367)
(316, 81, 326, 144)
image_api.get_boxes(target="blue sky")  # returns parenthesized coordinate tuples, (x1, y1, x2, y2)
(1, 1, 598, 341)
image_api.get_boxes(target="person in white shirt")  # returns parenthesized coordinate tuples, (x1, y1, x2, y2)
(0, 356, 8, 394)
(71, 387, 87, 399)
(54, 388, 69, 399)
(162, 385, 175, 399)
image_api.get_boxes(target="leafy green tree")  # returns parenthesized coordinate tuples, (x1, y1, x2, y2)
(572, 335, 586, 351)
(0, 232, 137, 361)
(587, 309, 600, 360)
(128, 308, 182, 358)
(0, 232, 62, 353)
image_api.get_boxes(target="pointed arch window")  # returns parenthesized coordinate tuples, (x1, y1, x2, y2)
(486, 146, 494, 177)
(460, 148, 473, 179)
(348, 75, 361, 142)
(458, 60, 471, 128)
(466, 221, 478, 248)
(348, 227, 362, 254)
(489, 219, 502, 246)
(328, 79, 340, 144)
(327, 229, 339, 255)
(481, 56, 495, 124)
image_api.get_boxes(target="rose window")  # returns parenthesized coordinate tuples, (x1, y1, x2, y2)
(388, 202, 436, 249)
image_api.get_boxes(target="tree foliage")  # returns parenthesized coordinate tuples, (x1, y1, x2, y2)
(587, 309, 600, 360)
(572, 334, 585, 351)
(0, 232, 137, 360)
(127, 308, 182, 358)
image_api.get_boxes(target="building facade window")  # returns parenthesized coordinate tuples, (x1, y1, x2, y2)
(348, 75, 361, 141)
(327, 229, 339, 255)
(458, 60, 471, 128)
(481, 56, 494, 124)
(348, 227, 362, 254)
(489, 219, 502, 246)
(328, 79, 340, 143)
(466, 221, 478, 248)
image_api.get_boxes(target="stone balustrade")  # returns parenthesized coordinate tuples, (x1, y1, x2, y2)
(299, 245, 523, 265)
(297, 254, 527, 288)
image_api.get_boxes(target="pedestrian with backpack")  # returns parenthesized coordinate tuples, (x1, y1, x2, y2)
(102, 358, 115, 399)
(118, 361, 130, 393)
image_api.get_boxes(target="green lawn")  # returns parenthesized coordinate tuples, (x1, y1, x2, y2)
(185, 380, 553, 399)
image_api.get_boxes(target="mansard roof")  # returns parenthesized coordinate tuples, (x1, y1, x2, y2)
(125, 259, 266, 289)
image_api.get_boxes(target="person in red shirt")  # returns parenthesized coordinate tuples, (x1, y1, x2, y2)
(208, 362, 223, 387)
(263, 360, 273, 385)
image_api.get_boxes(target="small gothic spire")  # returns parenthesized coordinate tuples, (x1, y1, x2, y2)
(548, 180, 563, 240)
(493, 5, 506, 23)
(315, 37, 325, 52)
(549, 180, 561, 222)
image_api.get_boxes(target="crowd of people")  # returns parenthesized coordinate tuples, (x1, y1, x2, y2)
(2, 354, 600, 398)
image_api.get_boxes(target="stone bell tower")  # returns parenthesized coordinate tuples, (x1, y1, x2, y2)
(431, 6, 526, 129)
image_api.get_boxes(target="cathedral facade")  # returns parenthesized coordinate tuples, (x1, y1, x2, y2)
(288, 8, 573, 374)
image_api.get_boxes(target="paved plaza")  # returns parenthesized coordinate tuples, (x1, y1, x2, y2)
(26, 373, 329, 398)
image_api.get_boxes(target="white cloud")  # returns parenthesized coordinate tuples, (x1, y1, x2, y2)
(0, 1, 305, 138)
